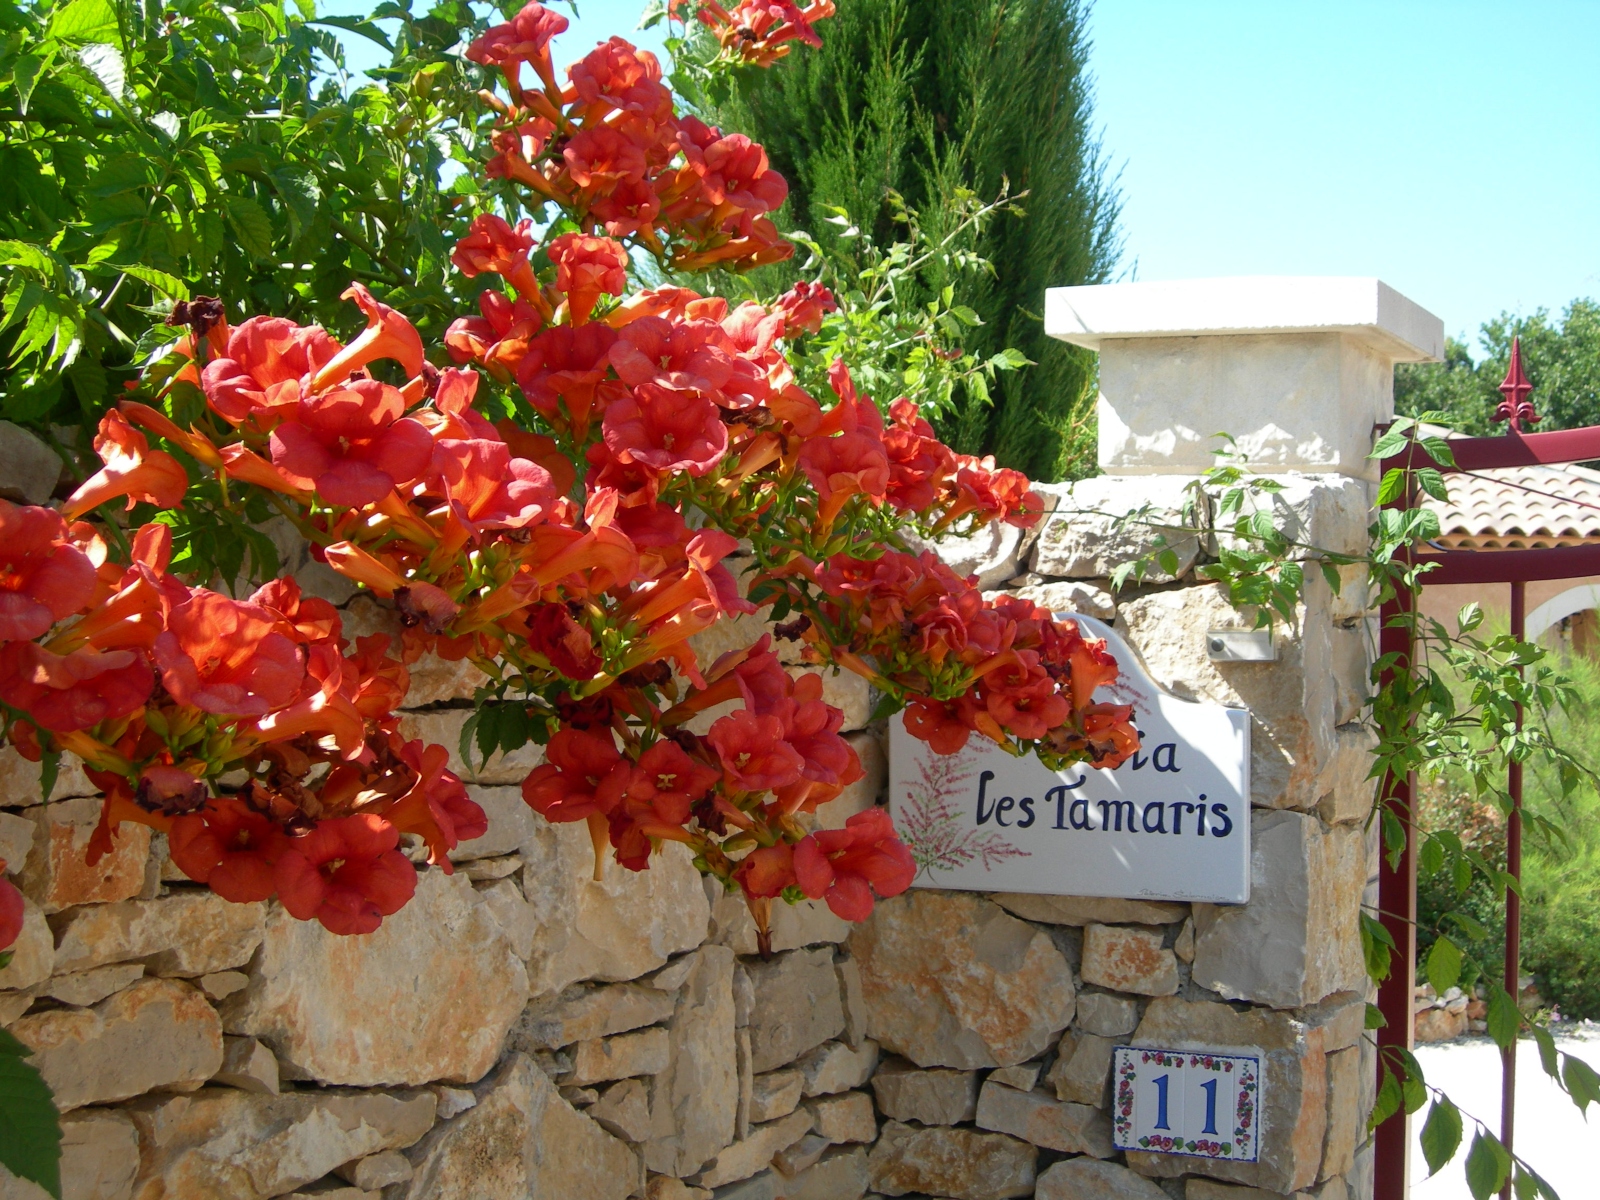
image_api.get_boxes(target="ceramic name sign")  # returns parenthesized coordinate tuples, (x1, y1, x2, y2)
(1110, 1044, 1263, 1163)
(888, 614, 1251, 903)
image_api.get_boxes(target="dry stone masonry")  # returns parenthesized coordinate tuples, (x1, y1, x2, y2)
(0, 277, 1439, 1199)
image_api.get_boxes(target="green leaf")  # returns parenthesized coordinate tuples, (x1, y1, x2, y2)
(0, 1028, 62, 1199)
(47, 0, 118, 43)
(1419, 1096, 1462, 1177)
(224, 196, 274, 261)
(1562, 1052, 1600, 1114)
(1464, 1130, 1511, 1200)
(114, 264, 189, 300)
(1377, 467, 1407, 505)
(1369, 1065, 1402, 1131)
(12, 53, 43, 116)
(1486, 985, 1520, 1050)
(1531, 1025, 1560, 1081)
(38, 751, 59, 805)
(76, 42, 128, 102)
(1426, 936, 1463, 995)
(1415, 466, 1449, 502)
(1420, 435, 1458, 468)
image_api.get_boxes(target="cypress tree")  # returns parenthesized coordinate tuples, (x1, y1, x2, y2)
(710, 0, 1121, 480)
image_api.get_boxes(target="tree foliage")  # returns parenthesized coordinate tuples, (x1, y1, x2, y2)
(1397, 299, 1600, 435)
(700, 0, 1121, 481)
(0, 0, 489, 467)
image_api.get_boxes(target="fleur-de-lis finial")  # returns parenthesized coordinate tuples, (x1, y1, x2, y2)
(1495, 336, 1539, 431)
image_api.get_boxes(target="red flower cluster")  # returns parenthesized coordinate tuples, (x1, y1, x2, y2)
(466, 4, 793, 272)
(0, 498, 482, 935)
(675, 1, 838, 67)
(1, 5, 1140, 946)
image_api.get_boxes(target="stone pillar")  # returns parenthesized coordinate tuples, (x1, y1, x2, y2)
(1012, 276, 1439, 1199)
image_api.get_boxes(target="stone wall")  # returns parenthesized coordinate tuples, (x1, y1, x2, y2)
(0, 478, 1375, 1200)
(6, 275, 1434, 1200)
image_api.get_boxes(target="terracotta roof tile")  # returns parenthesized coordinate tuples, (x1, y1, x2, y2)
(1424, 459, 1600, 550)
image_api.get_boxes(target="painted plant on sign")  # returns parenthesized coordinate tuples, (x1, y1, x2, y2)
(0, 0, 1140, 974)
(896, 743, 1030, 878)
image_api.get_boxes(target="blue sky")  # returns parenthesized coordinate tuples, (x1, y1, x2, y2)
(330, 0, 1600, 350)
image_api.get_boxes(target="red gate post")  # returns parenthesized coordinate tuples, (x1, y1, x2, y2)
(1500, 581, 1526, 1200)
(1374, 573, 1417, 1200)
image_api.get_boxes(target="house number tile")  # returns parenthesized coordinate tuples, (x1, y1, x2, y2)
(1110, 1045, 1263, 1163)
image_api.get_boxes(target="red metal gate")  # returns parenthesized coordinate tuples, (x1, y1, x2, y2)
(1374, 342, 1600, 1198)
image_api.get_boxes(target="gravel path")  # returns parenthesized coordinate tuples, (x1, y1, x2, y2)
(1409, 1027, 1599, 1199)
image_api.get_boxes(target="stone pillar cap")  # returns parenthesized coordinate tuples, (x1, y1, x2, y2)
(1045, 276, 1444, 363)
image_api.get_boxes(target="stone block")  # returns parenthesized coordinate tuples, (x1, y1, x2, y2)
(795, 1038, 878, 1096)
(338, 1149, 413, 1190)
(1214, 474, 1373, 561)
(0, 812, 32, 868)
(987, 1062, 1041, 1092)
(0, 896, 52, 990)
(523, 820, 710, 997)
(781, 1145, 869, 1200)
(836, 956, 868, 1050)
(866, 1121, 1036, 1199)
(476, 874, 536, 959)
(1316, 727, 1378, 826)
(567, 1026, 672, 1085)
(696, 1108, 814, 1189)
(50, 889, 265, 977)
(516, 981, 678, 1049)
(815, 732, 886, 832)
(13, 977, 221, 1111)
(644, 945, 739, 1178)
(1032, 475, 1203, 581)
(745, 948, 846, 1073)
(1117, 583, 1366, 812)
(750, 1068, 804, 1124)
(1073, 992, 1141, 1037)
(395, 1053, 636, 1200)
(461, 854, 522, 881)
(1413, 1005, 1467, 1043)
(59, 1107, 140, 1200)
(989, 893, 1188, 927)
(213, 1035, 280, 1094)
(974, 1082, 1115, 1156)
(1048, 1031, 1118, 1106)
(40, 962, 143, 1007)
(849, 891, 1075, 1069)
(0, 746, 95, 807)
(1301, 992, 1365, 1054)
(994, 579, 1117, 619)
(806, 1090, 876, 1144)
(1176, 916, 1197, 963)
(0, 420, 62, 504)
(223, 868, 527, 1087)
(15, 797, 149, 913)
(709, 890, 850, 957)
(199, 970, 248, 1001)
(649, 1180, 713, 1200)
(1037, 1157, 1168, 1200)
(772, 1133, 829, 1176)
(1184, 1183, 1312, 1200)
(1191, 810, 1366, 1009)
(1124, 997, 1328, 1193)
(711, 1173, 779, 1200)
(870, 1057, 979, 1126)
(904, 518, 1030, 590)
(1320, 1046, 1360, 1181)
(452, 785, 540, 859)
(342, 596, 487, 706)
(1081, 925, 1179, 996)
(396, 709, 546, 788)
(592, 1077, 655, 1143)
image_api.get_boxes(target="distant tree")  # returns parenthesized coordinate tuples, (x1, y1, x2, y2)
(701, 0, 1122, 481)
(1397, 299, 1600, 435)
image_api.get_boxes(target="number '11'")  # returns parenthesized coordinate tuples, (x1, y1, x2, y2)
(1151, 1074, 1220, 1135)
